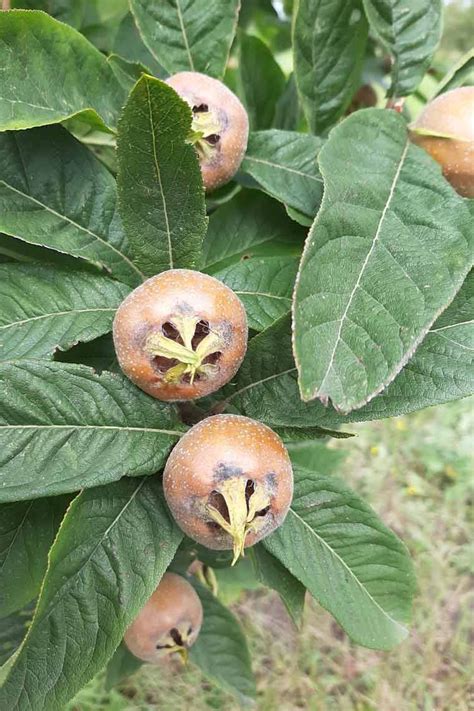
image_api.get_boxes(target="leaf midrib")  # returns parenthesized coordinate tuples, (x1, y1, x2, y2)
(287, 505, 407, 634)
(0, 180, 144, 281)
(0, 307, 116, 332)
(0, 424, 182, 436)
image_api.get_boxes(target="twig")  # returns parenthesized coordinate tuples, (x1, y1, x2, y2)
(2, 0, 11, 10)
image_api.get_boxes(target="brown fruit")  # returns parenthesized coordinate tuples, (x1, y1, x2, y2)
(410, 86, 474, 197)
(124, 572, 203, 663)
(113, 269, 248, 401)
(163, 415, 293, 565)
(166, 71, 249, 191)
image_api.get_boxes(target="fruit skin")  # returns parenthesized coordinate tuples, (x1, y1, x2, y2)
(163, 415, 293, 563)
(113, 269, 248, 401)
(166, 71, 249, 191)
(410, 87, 474, 198)
(124, 572, 203, 663)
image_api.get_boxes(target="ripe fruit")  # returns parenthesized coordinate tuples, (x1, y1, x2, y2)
(113, 270, 248, 401)
(166, 71, 249, 191)
(410, 87, 474, 197)
(124, 573, 203, 663)
(163, 415, 293, 565)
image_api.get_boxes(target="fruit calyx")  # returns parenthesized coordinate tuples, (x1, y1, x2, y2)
(145, 314, 222, 384)
(188, 105, 221, 160)
(207, 477, 271, 565)
(156, 624, 193, 662)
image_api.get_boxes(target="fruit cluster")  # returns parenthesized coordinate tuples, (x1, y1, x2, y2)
(116, 75, 473, 661)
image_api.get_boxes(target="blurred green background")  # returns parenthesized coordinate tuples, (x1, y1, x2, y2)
(68, 397, 473, 711)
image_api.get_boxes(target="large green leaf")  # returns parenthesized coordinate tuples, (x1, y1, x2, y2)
(293, 109, 473, 413)
(250, 545, 305, 627)
(362, 0, 442, 98)
(0, 10, 127, 131)
(263, 465, 416, 650)
(190, 582, 256, 705)
(130, 0, 239, 79)
(0, 127, 144, 287)
(240, 130, 324, 219)
(113, 13, 165, 76)
(117, 75, 207, 276)
(0, 478, 183, 711)
(11, 0, 86, 27)
(0, 265, 130, 362)
(0, 603, 35, 668)
(0, 361, 183, 502)
(203, 190, 306, 271)
(221, 270, 474, 425)
(238, 33, 286, 130)
(433, 48, 474, 98)
(293, 0, 368, 134)
(212, 256, 298, 331)
(0, 497, 69, 618)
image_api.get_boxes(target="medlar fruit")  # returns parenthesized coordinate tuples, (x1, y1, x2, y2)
(124, 572, 203, 662)
(163, 415, 293, 565)
(113, 269, 248, 401)
(410, 86, 474, 197)
(166, 71, 249, 191)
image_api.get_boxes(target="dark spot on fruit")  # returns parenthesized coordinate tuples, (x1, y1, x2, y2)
(191, 320, 210, 349)
(152, 355, 179, 373)
(207, 489, 230, 523)
(245, 479, 255, 507)
(193, 103, 208, 113)
(162, 321, 183, 344)
(205, 134, 220, 145)
(256, 506, 270, 517)
(214, 463, 245, 480)
(169, 628, 184, 647)
(203, 351, 222, 365)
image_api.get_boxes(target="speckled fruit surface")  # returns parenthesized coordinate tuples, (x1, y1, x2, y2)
(113, 269, 248, 401)
(166, 71, 249, 191)
(411, 86, 474, 198)
(163, 415, 293, 562)
(124, 573, 203, 663)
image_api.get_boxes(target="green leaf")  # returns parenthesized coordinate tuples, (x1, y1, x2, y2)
(189, 582, 256, 705)
(362, 0, 442, 98)
(240, 130, 324, 219)
(274, 425, 354, 440)
(250, 545, 305, 627)
(113, 13, 165, 76)
(238, 33, 286, 130)
(274, 73, 301, 132)
(104, 642, 143, 690)
(212, 256, 298, 331)
(286, 440, 347, 474)
(203, 190, 306, 271)
(129, 0, 240, 79)
(433, 48, 474, 98)
(0, 497, 69, 618)
(293, 0, 368, 133)
(0, 10, 127, 131)
(0, 127, 144, 288)
(0, 478, 183, 711)
(55, 334, 119, 373)
(293, 109, 473, 413)
(263, 464, 417, 650)
(0, 361, 183, 502)
(0, 265, 130, 362)
(11, 0, 86, 28)
(0, 234, 95, 272)
(220, 275, 474, 426)
(117, 75, 207, 277)
(0, 603, 34, 668)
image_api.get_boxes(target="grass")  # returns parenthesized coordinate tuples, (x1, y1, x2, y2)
(68, 398, 473, 711)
